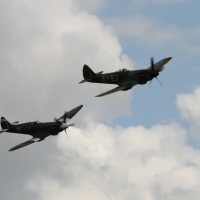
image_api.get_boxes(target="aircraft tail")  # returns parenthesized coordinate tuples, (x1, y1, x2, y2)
(83, 65, 95, 80)
(1, 117, 11, 129)
(79, 65, 103, 84)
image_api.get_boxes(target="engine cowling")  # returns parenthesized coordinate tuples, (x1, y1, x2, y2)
(138, 81, 147, 85)
(122, 86, 133, 91)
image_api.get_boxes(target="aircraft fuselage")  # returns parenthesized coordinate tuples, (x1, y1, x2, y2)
(86, 57, 172, 86)
(5, 122, 62, 138)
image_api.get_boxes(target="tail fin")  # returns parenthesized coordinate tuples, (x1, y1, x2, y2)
(1, 117, 11, 129)
(83, 65, 95, 80)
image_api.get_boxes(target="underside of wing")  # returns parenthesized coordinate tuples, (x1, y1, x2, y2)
(9, 138, 42, 152)
(95, 83, 137, 97)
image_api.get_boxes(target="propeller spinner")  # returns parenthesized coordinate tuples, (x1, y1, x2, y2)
(54, 111, 75, 136)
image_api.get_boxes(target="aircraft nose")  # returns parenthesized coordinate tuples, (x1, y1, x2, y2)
(60, 124, 69, 129)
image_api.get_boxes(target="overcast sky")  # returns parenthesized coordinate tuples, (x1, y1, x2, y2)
(0, 0, 200, 200)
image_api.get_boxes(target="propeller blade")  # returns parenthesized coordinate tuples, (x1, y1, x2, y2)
(64, 129, 70, 139)
(54, 118, 62, 124)
(55, 111, 68, 124)
(148, 80, 152, 89)
(151, 57, 154, 71)
(68, 123, 75, 127)
(156, 77, 163, 86)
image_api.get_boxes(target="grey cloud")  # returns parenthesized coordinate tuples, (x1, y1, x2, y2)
(0, 0, 134, 199)
(1, 1, 200, 200)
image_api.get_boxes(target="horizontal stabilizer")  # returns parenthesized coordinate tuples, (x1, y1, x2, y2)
(96, 71, 103, 75)
(79, 78, 93, 84)
(9, 138, 40, 152)
(0, 129, 8, 133)
(12, 121, 19, 125)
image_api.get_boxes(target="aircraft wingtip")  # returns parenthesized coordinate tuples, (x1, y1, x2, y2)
(9, 148, 14, 152)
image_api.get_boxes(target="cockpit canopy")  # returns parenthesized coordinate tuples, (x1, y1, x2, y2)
(32, 121, 41, 125)
(116, 68, 129, 73)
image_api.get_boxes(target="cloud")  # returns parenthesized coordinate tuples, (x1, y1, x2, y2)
(73, 0, 106, 13)
(0, 0, 134, 199)
(176, 87, 200, 124)
(106, 14, 200, 56)
(0, 0, 134, 123)
(26, 121, 200, 200)
(0, 1, 200, 200)
(176, 87, 200, 140)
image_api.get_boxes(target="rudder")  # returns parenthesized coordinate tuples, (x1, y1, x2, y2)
(1, 117, 11, 129)
(83, 65, 95, 80)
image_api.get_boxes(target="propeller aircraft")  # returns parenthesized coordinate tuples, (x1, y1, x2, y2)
(0, 105, 83, 151)
(79, 57, 172, 97)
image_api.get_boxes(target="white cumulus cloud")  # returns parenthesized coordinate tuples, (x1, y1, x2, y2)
(0, 1, 200, 200)
(176, 87, 200, 123)
(27, 121, 200, 200)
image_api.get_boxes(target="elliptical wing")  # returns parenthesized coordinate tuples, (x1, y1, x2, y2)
(57, 105, 83, 124)
(9, 138, 40, 152)
(95, 82, 137, 97)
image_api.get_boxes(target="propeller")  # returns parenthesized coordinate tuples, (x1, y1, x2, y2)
(65, 130, 70, 139)
(64, 123, 75, 139)
(156, 77, 163, 86)
(56, 113, 69, 135)
(54, 117, 61, 124)
(54, 111, 75, 138)
(54, 111, 68, 124)
(148, 80, 152, 89)
(149, 57, 163, 88)
(68, 123, 75, 127)
(151, 57, 154, 71)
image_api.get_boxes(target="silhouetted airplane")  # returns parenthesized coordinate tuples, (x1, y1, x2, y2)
(0, 105, 83, 151)
(80, 57, 172, 97)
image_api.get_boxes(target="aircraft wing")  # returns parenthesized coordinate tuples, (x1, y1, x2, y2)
(58, 105, 83, 123)
(9, 137, 42, 152)
(95, 82, 137, 97)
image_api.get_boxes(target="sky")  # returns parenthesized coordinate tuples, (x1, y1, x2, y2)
(0, 0, 200, 199)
